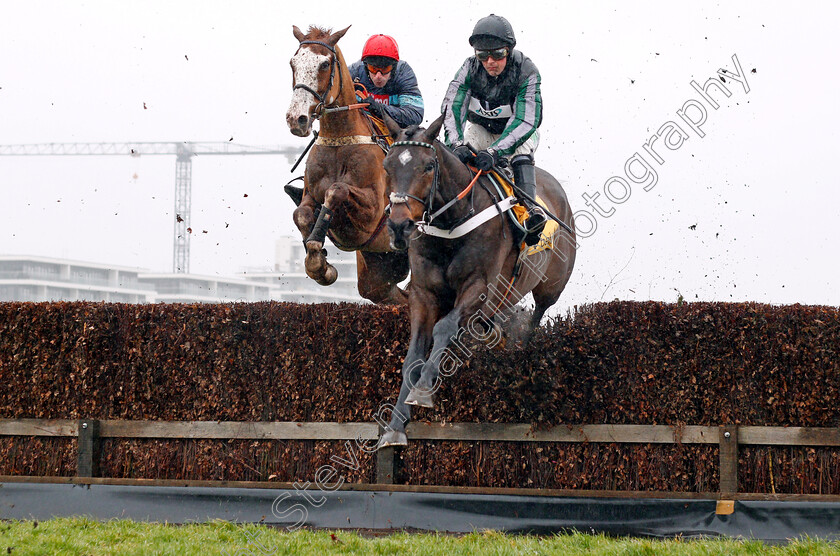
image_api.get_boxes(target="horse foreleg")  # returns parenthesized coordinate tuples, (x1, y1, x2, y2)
(303, 212, 338, 286)
(293, 199, 332, 285)
(377, 333, 428, 448)
(406, 279, 494, 408)
(377, 292, 438, 449)
(405, 308, 463, 408)
(303, 183, 349, 286)
(292, 197, 317, 239)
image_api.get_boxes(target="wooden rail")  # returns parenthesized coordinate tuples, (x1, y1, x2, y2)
(2, 418, 839, 497)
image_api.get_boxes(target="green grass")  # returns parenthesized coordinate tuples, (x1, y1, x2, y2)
(0, 518, 838, 555)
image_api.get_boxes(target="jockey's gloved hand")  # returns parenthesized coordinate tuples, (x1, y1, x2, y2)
(363, 96, 384, 118)
(474, 149, 498, 172)
(452, 144, 473, 164)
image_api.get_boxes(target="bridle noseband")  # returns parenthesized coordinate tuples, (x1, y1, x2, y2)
(293, 40, 343, 116)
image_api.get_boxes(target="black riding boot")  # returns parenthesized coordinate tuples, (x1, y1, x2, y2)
(284, 184, 304, 207)
(512, 155, 546, 246)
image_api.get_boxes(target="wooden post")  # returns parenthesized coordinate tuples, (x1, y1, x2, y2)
(718, 425, 738, 497)
(77, 419, 101, 478)
(375, 426, 397, 484)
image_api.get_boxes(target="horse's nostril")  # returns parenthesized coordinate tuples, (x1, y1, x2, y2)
(297, 115, 309, 127)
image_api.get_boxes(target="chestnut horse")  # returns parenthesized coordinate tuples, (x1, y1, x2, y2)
(286, 25, 408, 304)
(376, 113, 576, 448)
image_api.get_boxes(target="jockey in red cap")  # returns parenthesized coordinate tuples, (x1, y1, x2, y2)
(349, 34, 424, 128)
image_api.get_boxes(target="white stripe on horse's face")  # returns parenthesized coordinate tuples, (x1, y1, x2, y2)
(288, 47, 331, 118)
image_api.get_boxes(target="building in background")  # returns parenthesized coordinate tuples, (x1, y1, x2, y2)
(0, 255, 154, 303)
(137, 273, 273, 303)
(0, 237, 364, 304)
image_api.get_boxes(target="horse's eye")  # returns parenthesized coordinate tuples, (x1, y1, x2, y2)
(319, 60, 330, 71)
(425, 162, 436, 173)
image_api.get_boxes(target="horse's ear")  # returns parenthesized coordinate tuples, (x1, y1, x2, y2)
(422, 113, 446, 143)
(327, 25, 351, 47)
(293, 25, 306, 43)
(383, 111, 402, 138)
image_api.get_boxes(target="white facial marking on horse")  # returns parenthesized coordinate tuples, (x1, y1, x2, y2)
(398, 151, 412, 165)
(288, 47, 331, 117)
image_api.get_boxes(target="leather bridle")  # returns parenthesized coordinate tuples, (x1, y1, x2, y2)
(388, 140, 441, 221)
(293, 40, 343, 117)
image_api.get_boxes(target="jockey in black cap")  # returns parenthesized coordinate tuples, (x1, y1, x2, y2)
(442, 14, 547, 245)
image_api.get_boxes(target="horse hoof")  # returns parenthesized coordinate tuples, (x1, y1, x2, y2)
(490, 322, 507, 351)
(314, 265, 337, 286)
(377, 430, 408, 449)
(405, 388, 435, 408)
(323, 265, 337, 285)
(305, 257, 324, 276)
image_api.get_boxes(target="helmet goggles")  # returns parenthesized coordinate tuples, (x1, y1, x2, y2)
(475, 47, 508, 62)
(365, 62, 393, 75)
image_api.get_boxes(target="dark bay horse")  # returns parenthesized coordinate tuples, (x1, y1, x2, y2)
(376, 113, 576, 448)
(286, 25, 408, 304)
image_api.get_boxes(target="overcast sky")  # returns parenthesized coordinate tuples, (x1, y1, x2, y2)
(1, 1, 838, 311)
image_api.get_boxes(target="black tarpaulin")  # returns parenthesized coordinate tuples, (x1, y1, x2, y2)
(2, 482, 839, 541)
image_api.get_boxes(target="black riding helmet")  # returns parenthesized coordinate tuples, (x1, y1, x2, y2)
(468, 14, 516, 50)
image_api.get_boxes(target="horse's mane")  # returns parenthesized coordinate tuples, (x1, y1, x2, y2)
(305, 26, 332, 40)
(403, 125, 423, 139)
(401, 125, 441, 148)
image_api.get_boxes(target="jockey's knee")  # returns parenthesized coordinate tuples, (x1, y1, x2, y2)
(511, 153, 534, 167)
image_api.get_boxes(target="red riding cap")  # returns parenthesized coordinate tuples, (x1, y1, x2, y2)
(362, 34, 399, 62)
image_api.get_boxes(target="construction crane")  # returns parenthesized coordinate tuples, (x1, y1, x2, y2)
(0, 142, 302, 273)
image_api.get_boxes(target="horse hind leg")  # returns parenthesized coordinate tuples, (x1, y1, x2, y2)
(527, 282, 565, 341)
(527, 252, 575, 337)
(356, 251, 409, 305)
(528, 302, 551, 336)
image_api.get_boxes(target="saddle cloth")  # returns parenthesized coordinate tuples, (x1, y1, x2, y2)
(366, 114, 396, 151)
(489, 170, 559, 255)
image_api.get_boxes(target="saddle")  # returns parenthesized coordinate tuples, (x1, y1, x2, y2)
(486, 169, 559, 256)
(364, 113, 395, 153)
